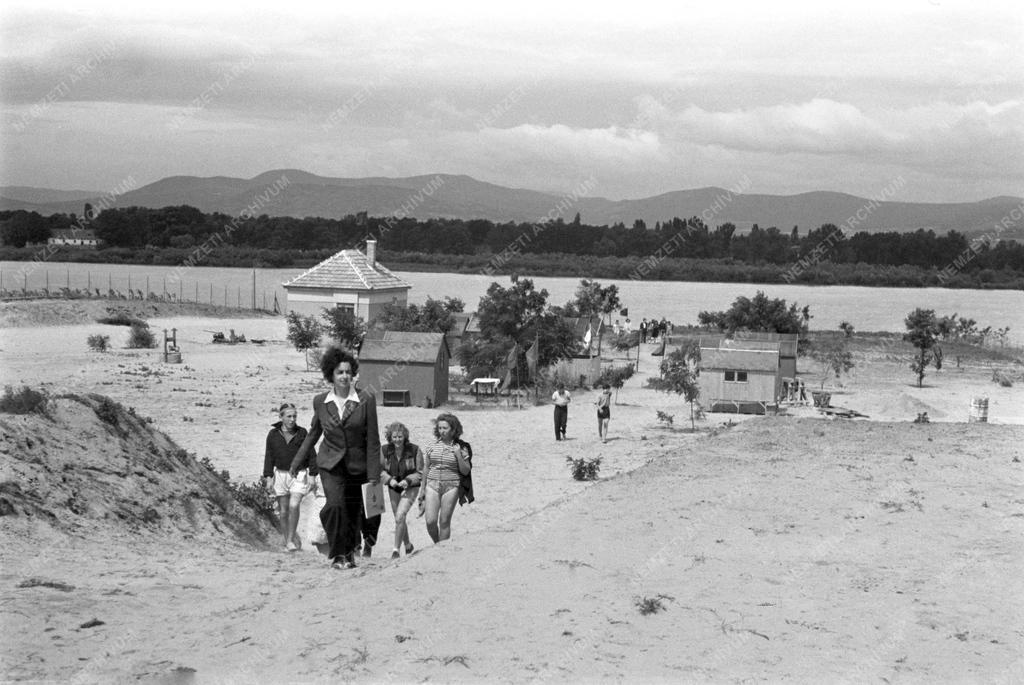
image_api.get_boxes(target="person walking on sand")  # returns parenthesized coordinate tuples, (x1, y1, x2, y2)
(262, 403, 316, 552)
(417, 413, 472, 543)
(379, 422, 423, 560)
(552, 382, 571, 440)
(291, 346, 381, 570)
(595, 384, 612, 443)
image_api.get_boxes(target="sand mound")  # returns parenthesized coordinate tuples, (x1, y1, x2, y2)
(0, 298, 276, 327)
(0, 392, 275, 546)
(874, 391, 946, 421)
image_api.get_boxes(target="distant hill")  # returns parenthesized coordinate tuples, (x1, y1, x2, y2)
(2, 171, 1020, 236)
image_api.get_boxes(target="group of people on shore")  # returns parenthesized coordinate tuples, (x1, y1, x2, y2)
(261, 346, 473, 569)
(639, 317, 671, 343)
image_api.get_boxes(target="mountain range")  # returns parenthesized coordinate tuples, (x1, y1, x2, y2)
(2, 171, 1020, 236)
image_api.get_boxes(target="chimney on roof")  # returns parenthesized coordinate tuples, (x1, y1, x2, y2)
(366, 239, 377, 267)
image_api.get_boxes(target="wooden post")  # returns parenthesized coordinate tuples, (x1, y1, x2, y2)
(45, 270, 49, 291)
(146, 276, 150, 295)
(195, 282, 199, 302)
(66, 267, 70, 288)
(179, 280, 182, 301)
(87, 271, 91, 290)
(252, 268, 256, 311)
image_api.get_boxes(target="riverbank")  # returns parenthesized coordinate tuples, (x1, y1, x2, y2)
(3, 245, 1023, 289)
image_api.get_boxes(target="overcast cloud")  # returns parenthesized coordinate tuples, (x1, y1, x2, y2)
(1, 0, 1021, 201)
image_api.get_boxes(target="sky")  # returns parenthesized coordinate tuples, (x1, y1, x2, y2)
(1, 0, 1022, 202)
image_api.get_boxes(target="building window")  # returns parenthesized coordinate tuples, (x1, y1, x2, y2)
(335, 304, 355, 314)
(724, 370, 748, 382)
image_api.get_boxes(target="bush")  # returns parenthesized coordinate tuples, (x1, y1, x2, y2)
(97, 311, 146, 327)
(87, 334, 110, 352)
(566, 455, 601, 481)
(127, 322, 157, 349)
(0, 386, 48, 415)
(197, 456, 277, 523)
(656, 410, 674, 427)
(94, 397, 120, 426)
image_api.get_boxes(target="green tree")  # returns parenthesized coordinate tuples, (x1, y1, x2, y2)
(810, 337, 855, 389)
(904, 308, 941, 387)
(572, 279, 621, 323)
(647, 348, 701, 430)
(321, 306, 366, 350)
(370, 296, 464, 333)
(698, 291, 809, 337)
(463, 276, 579, 381)
(286, 312, 323, 371)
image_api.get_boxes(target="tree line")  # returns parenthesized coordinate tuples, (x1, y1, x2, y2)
(2, 206, 1022, 287)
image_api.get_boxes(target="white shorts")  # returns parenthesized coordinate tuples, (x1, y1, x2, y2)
(273, 468, 311, 497)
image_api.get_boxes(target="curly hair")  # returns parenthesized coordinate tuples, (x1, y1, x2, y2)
(384, 421, 410, 446)
(433, 412, 463, 441)
(319, 345, 359, 381)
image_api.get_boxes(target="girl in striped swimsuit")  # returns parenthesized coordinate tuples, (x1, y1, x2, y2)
(418, 413, 472, 543)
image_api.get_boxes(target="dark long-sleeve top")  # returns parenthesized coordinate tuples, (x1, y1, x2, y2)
(291, 387, 381, 477)
(264, 422, 315, 477)
(379, 442, 424, 487)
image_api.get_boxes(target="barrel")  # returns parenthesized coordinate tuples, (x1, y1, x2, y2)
(969, 397, 989, 423)
(163, 351, 182, 364)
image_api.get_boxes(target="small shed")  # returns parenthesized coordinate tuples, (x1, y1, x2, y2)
(282, 240, 411, 320)
(357, 331, 450, 408)
(698, 337, 785, 414)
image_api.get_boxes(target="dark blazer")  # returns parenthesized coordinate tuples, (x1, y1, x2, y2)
(291, 388, 381, 478)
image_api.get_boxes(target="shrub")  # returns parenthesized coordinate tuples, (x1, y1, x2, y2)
(566, 455, 601, 481)
(94, 397, 120, 426)
(97, 311, 146, 327)
(992, 369, 1014, 387)
(0, 386, 48, 415)
(127, 322, 157, 349)
(656, 410, 674, 427)
(197, 455, 277, 523)
(635, 595, 670, 616)
(87, 334, 110, 352)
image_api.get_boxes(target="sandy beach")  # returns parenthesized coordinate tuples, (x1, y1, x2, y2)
(1, 301, 1023, 683)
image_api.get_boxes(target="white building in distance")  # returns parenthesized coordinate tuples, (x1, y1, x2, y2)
(282, 240, 411, 320)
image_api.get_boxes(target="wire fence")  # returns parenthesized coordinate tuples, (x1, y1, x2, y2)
(0, 267, 281, 313)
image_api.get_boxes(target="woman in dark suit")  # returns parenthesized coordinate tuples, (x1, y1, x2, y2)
(291, 346, 381, 569)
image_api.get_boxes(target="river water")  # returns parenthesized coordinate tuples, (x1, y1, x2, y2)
(2, 261, 1021, 339)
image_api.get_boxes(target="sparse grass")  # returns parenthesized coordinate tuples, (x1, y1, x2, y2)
(0, 386, 48, 415)
(566, 456, 601, 481)
(635, 594, 673, 615)
(196, 455, 276, 522)
(17, 578, 75, 592)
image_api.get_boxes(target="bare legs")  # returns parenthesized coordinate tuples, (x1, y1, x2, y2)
(389, 488, 417, 552)
(276, 493, 304, 549)
(424, 483, 461, 543)
(599, 417, 610, 443)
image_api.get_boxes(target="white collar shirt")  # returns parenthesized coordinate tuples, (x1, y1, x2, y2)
(326, 386, 361, 409)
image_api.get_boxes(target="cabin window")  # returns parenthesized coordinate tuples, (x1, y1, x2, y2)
(334, 304, 355, 314)
(724, 370, 748, 382)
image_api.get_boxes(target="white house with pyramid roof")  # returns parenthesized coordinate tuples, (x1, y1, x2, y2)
(282, 240, 411, 320)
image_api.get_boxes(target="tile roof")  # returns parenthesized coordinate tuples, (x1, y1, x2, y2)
(283, 249, 411, 291)
(359, 337, 446, 364)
